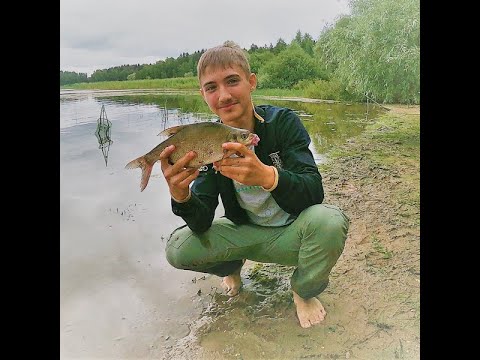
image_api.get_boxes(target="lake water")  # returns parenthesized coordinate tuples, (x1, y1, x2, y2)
(60, 89, 381, 359)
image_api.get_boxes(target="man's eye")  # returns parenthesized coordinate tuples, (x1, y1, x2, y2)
(227, 78, 239, 85)
(205, 86, 216, 92)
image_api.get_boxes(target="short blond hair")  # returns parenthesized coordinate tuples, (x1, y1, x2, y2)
(197, 40, 251, 81)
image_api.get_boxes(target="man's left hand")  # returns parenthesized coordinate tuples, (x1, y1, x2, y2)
(213, 142, 275, 189)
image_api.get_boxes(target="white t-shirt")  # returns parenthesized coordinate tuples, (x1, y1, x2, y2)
(232, 147, 295, 227)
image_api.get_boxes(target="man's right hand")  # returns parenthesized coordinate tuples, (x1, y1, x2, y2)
(159, 145, 199, 202)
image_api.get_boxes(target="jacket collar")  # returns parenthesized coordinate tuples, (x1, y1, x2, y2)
(253, 105, 267, 148)
(253, 103, 265, 123)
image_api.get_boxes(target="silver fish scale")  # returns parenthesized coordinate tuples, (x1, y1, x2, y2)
(144, 122, 252, 168)
(170, 136, 227, 166)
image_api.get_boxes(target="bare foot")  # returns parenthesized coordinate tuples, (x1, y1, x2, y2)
(293, 291, 327, 328)
(220, 261, 244, 297)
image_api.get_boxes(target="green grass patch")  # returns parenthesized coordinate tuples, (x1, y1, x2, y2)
(61, 77, 200, 90)
(319, 107, 420, 226)
(253, 88, 306, 98)
(371, 235, 393, 259)
(62, 79, 325, 100)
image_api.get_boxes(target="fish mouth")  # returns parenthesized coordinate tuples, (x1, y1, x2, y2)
(247, 133, 260, 146)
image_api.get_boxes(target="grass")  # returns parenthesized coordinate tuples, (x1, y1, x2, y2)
(62, 77, 200, 90)
(253, 88, 306, 98)
(371, 236, 393, 259)
(320, 109, 419, 213)
(61, 78, 326, 100)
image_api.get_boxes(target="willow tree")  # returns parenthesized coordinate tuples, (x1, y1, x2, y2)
(316, 0, 420, 104)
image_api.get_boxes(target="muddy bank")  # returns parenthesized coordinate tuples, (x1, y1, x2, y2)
(163, 105, 420, 360)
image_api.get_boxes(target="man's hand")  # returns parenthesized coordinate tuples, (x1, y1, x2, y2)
(213, 142, 275, 189)
(160, 145, 199, 201)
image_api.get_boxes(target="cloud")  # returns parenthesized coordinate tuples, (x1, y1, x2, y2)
(60, 0, 350, 75)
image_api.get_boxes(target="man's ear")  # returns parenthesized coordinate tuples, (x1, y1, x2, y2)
(249, 73, 257, 91)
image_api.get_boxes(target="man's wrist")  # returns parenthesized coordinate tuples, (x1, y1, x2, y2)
(262, 166, 279, 192)
(171, 188, 191, 203)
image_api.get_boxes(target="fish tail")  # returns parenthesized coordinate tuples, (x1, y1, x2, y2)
(125, 156, 154, 192)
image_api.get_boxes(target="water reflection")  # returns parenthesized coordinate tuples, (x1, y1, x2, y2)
(95, 93, 385, 164)
(102, 93, 216, 129)
(94, 104, 113, 166)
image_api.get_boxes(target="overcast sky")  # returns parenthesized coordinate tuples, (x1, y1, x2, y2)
(60, 0, 351, 76)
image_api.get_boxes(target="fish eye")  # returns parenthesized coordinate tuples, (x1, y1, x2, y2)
(241, 133, 248, 139)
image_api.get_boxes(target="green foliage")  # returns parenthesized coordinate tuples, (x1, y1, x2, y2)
(316, 0, 419, 104)
(63, 77, 199, 90)
(292, 30, 316, 56)
(135, 50, 204, 80)
(258, 43, 321, 89)
(60, 2, 420, 104)
(248, 51, 275, 74)
(314, 17, 352, 77)
(294, 79, 360, 102)
(273, 38, 287, 54)
(90, 64, 143, 82)
(252, 88, 305, 98)
(60, 71, 88, 86)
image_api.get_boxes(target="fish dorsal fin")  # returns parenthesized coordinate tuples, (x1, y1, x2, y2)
(157, 125, 188, 137)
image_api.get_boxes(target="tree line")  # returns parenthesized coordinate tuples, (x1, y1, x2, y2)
(60, 0, 419, 104)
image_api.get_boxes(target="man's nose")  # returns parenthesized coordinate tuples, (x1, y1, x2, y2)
(218, 85, 232, 102)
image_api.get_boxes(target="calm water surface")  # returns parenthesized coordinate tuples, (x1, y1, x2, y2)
(60, 89, 381, 359)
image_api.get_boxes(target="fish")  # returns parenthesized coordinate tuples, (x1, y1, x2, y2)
(125, 121, 260, 191)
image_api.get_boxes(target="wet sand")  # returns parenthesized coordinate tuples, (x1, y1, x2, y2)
(60, 92, 418, 359)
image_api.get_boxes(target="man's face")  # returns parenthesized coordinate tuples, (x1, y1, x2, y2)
(199, 64, 257, 130)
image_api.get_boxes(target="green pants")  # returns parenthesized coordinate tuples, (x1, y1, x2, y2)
(166, 204, 349, 299)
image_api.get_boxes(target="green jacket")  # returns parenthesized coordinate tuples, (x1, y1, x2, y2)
(171, 104, 324, 233)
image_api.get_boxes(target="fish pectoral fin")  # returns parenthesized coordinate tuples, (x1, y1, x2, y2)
(157, 125, 187, 137)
